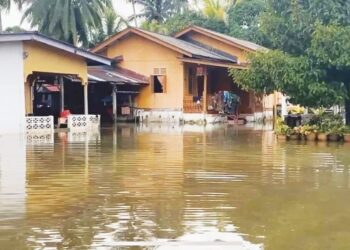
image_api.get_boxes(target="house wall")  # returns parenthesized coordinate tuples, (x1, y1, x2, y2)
(0, 42, 26, 134)
(182, 33, 250, 63)
(23, 41, 88, 83)
(23, 41, 89, 114)
(105, 34, 184, 110)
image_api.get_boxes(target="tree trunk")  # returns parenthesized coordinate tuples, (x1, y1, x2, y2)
(345, 82, 350, 125)
(131, 0, 138, 27)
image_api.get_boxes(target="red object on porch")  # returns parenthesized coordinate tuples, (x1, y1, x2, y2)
(60, 109, 71, 118)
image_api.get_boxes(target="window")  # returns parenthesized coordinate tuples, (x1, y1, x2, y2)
(152, 68, 167, 93)
(151, 75, 167, 93)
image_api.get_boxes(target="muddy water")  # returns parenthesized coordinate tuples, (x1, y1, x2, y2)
(1, 124, 350, 249)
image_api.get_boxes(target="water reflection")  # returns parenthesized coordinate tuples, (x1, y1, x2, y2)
(1, 125, 350, 249)
(0, 134, 26, 248)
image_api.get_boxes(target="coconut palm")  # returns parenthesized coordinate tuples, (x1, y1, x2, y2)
(127, 0, 138, 27)
(89, 7, 128, 48)
(22, 0, 112, 46)
(133, 0, 188, 23)
(0, 0, 25, 32)
(202, 0, 225, 20)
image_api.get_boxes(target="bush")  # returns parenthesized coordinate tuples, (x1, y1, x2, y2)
(308, 113, 344, 133)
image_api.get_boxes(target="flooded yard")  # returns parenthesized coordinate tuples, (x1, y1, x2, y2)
(1, 124, 350, 249)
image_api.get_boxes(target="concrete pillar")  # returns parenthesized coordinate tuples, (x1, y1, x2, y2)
(59, 76, 64, 112)
(84, 83, 89, 115)
(203, 68, 208, 115)
(281, 95, 288, 117)
(112, 85, 117, 122)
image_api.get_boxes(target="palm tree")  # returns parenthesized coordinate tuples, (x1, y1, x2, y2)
(133, 0, 188, 23)
(127, 0, 138, 27)
(0, 0, 25, 32)
(89, 7, 127, 48)
(4, 25, 26, 32)
(22, 0, 112, 46)
(202, 0, 230, 21)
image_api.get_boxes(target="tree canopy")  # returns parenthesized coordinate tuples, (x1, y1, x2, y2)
(226, 0, 267, 45)
(141, 10, 227, 35)
(0, 0, 25, 31)
(22, 0, 112, 46)
(133, 0, 188, 23)
(230, 0, 350, 124)
(88, 7, 127, 48)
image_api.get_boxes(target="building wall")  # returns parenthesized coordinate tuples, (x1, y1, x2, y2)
(105, 34, 184, 110)
(0, 42, 26, 134)
(23, 41, 88, 83)
(183, 33, 250, 63)
(23, 41, 89, 113)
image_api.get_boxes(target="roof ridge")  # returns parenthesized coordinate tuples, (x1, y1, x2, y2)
(135, 28, 236, 62)
(176, 25, 266, 51)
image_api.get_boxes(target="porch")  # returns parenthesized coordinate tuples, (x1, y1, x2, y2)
(25, 72, 88, 119)
(182, 62, 268, 122)
(88, 66, 149, 123)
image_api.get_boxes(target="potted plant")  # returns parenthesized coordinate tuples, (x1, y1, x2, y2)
(276, 124, 291, 141)
(275, 117, 291, 141)
(289, 126, 301, 140)
(317, 127, 328, 141)
(341, 126, 350, 142)
(301, 125, 318, 141)
(327, 126, 342, 142)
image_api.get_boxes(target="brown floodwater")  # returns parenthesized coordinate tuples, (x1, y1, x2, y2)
(1, 124, 350, 249)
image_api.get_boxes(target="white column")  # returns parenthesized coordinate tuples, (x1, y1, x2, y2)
(59, 76, 64, 112)
(84, 83, 89, 115)
(281, 95, 288, 117)
(112, 86, 117, 122)
(203, 68, 208, 115)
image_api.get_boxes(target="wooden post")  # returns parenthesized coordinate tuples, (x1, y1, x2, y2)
(112, 85, 117, 122)
(59, 76, 64, 112)
(203, 67, 208, 114)
(84, 83, 89, 115)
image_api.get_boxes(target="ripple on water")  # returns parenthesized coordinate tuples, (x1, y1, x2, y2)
(0, 125, 350, 249)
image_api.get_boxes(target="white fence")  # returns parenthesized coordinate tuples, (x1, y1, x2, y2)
(26, 116, 54, 133)
(67, 115, 100, 131)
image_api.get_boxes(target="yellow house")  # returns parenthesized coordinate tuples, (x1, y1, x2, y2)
(92, 27, 276, 124)
(0, 32, 112, 134)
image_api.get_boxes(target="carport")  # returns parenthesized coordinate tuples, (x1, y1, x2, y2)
(88, 66, 148, 122)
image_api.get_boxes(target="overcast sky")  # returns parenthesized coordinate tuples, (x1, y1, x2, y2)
(2, 1, 136, 30)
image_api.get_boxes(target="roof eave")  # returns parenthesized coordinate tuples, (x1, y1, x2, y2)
(0, 33, 112, 66)
(178, 57, 247, 69)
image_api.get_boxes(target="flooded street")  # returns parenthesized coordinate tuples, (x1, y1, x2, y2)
(1, 124, 350, 249)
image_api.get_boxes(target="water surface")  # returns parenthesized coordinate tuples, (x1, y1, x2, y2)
(1, 124, 350, 249)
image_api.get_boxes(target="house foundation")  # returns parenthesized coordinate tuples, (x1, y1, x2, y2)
(136, 109, 273, 125)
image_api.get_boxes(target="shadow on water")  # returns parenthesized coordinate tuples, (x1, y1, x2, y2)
(1, 123, 350, 249)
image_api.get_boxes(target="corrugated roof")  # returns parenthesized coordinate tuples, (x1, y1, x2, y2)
(88, 66, 148, 85)
(175, 26, 266, 51)
(0, 32, 113, 66)
(136, 29, 237, 62)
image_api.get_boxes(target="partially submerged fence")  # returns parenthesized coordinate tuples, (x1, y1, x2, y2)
(26, 116, 54, 133)
(67, 115, 100, 131)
